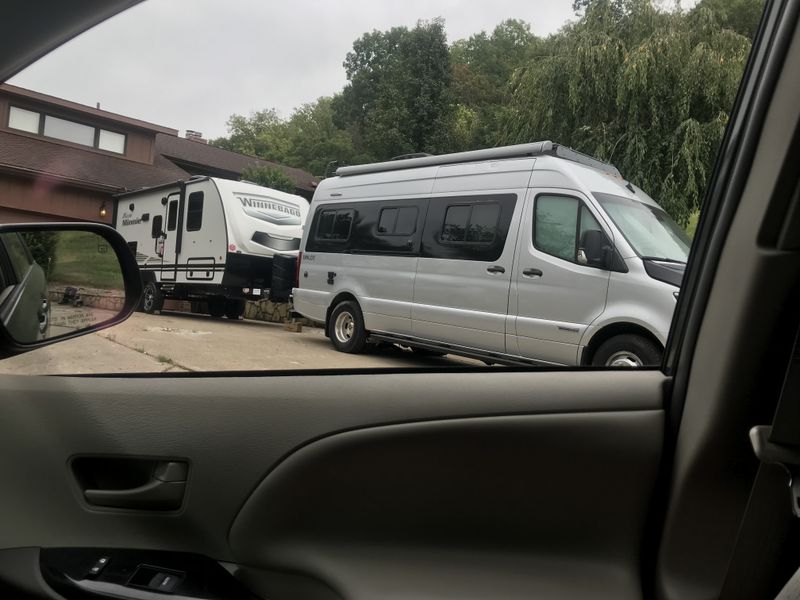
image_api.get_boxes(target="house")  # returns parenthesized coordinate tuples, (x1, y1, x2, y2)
(0, 84, 318, 224)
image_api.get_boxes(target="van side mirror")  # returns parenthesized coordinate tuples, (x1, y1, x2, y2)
(578, 229, 612, 269)
(0, 223, 142, 358)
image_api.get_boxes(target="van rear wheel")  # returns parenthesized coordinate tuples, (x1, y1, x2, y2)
(592, 334, 662, 367)
(329, 301, 367, 354)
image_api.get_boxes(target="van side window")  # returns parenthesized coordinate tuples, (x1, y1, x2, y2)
(534, 195, 608, 267)
(186, 192, 204, 232)
(378, 206, 417, 235)
(316, 209, 354, 241)
(151, 215, 163, 239)
(441, 203, 500, 244)
(422, 194, 516, 262)
(167, 200, 179, 231)
(534, 195, 579, 261)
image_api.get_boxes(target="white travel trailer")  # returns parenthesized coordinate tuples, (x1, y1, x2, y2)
(294, 142, 690, 367)
(114, 176, 309, 318)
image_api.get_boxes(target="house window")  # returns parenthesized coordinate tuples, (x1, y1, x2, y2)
(98, 129, 126, 154)
(7, 106, 127, 155)
(8, 107, 40, 134)
(43, 115, 95, 147)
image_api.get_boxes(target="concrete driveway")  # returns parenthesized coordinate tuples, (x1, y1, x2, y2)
(0, 311, 480, 375)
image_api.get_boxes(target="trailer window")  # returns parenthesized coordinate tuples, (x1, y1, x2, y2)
(151, 215, 163, 238)
(167, 199, 178, 231)
(186, 192, 204, 232)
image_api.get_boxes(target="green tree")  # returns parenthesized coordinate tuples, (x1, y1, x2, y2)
(501, 0, 758, 225)
(210, 108, 290, 163)
(21, 231, 57, 278)
(333, 18, 453, 160)
(241, 165, 296, 194)
(448, 19, 538, 150)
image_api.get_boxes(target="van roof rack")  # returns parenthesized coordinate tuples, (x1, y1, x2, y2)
(335, 141, 621, 178)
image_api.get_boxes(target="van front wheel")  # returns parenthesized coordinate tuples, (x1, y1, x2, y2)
(330, 301, 367, 354)
(592, 334, 662, 367)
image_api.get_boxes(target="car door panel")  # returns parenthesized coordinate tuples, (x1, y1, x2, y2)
(511, 190, 612, 365)
(0, 370, 665, 599)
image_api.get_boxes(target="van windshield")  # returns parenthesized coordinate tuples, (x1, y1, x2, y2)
(595, 192, 690, 263)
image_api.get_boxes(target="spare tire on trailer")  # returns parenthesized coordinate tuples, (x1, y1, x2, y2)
(271, 254, 297, 303)
(225, 299, 246, 320)
(208, 297, 225, 318)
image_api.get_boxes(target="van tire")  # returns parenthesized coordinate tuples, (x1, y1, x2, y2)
(208, 297, 226, 318)
(592, 334, 662, 367)
(225, 299, 246, 320)
(329, 301, 367, 354)
(141, 282, 163, 314)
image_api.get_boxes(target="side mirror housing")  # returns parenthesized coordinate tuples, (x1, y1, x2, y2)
(0, 223, 142, 358)
(579, 229, 612, 269)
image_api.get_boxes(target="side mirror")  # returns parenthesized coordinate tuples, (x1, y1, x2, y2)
(0, 223, 142, 358)
(578, 229, 612, 269)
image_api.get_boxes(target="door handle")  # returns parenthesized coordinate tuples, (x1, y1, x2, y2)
(486, 265, 506, 274)
(83, 460, 188, 511)
(522, 268, 543, 278)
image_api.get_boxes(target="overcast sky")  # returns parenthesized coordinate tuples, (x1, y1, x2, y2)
(9, 0, 583, 139)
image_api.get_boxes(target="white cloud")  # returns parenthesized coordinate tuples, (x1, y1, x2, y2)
(10, 0, 577, 138)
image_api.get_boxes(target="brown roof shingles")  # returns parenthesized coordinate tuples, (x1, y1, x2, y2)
(155, 134, 319, 192)
(0, 130, 187, 191)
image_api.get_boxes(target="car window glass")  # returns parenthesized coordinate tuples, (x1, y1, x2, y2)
(535, 195, 578, 261)
(2, 234, 33, 280)
(378, 208, 397, 234)
(0, 0, 764, 374)
(441, 205, 470, 242)
(395, 207, 417, 236)
(467, 204, 500, 243)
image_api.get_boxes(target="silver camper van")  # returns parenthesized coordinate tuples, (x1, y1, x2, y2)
(293, 142, 689, 366)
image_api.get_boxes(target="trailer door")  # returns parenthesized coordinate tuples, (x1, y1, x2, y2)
(161, 192, 181, 281)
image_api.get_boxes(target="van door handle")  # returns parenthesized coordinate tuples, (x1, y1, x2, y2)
(83, 461, 188, 511)
(486, 265, 505, 274)
(522, 268, 543, 278)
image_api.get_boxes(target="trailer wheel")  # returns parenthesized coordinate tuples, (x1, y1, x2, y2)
(141, 281, 163, 314)
(329, 300, 367, 354)
(225, 299, 246, 320)
(208, 297, 225, 318)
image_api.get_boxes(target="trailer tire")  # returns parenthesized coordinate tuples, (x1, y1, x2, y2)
(329, 300, 367, 354)
(208, 297, 226, 318)
(225, 299, 246, 320)
(141, 281, 163, 314)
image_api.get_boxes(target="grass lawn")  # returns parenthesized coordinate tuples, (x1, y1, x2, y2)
(49, 231, 124, 290)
